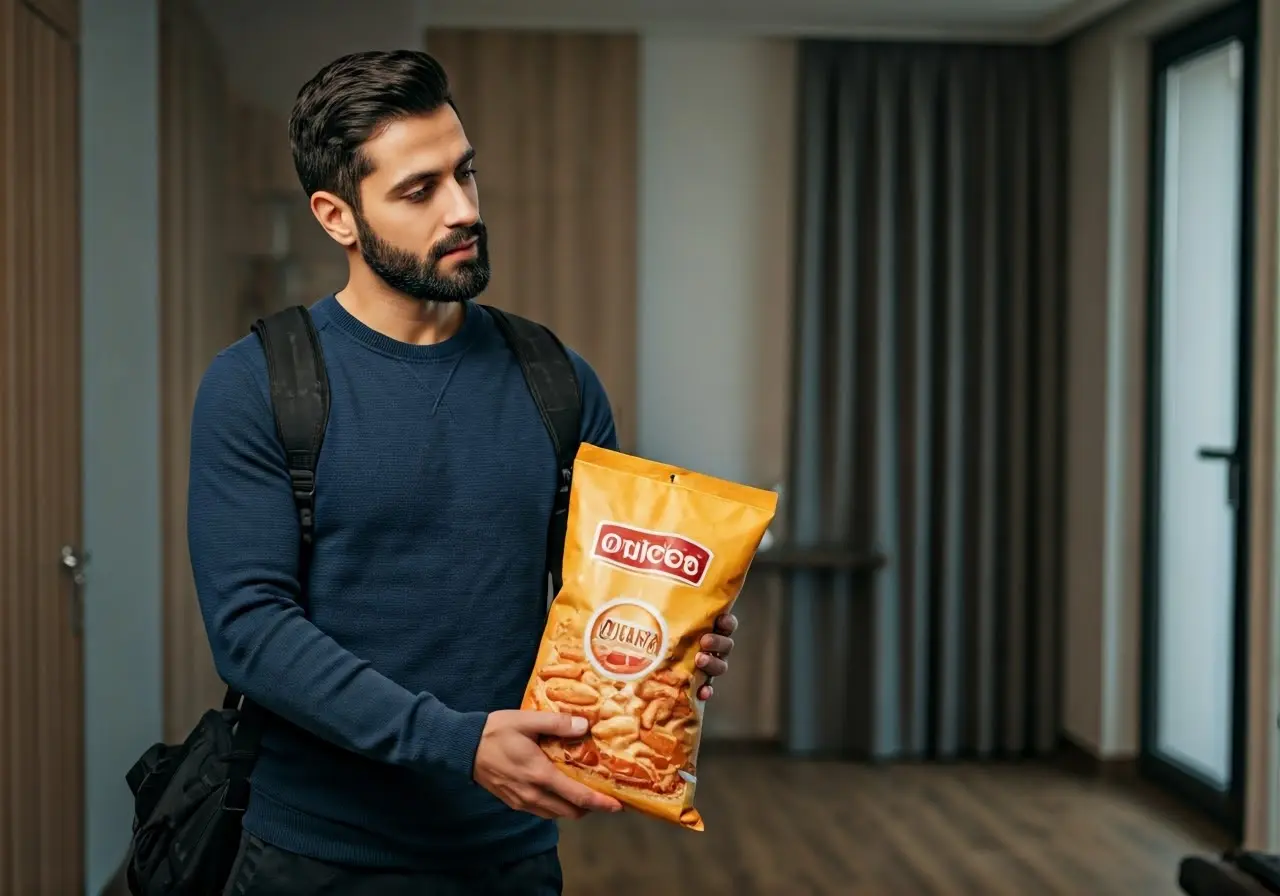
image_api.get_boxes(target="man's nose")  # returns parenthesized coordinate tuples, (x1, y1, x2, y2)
(443, 181, 479, 227)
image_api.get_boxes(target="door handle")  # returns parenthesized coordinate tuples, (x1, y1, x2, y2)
(58, 544, 89, 635)
(1197, 445, 1241, 507)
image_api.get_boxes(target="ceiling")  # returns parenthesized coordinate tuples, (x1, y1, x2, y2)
(196, 0, 1132, 114)
(418, 0, 1135, 42)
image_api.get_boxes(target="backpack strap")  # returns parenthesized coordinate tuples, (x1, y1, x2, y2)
(223, 305, 331, 810)
(482, 306, 582, 595)
(252, 305, 331, 560)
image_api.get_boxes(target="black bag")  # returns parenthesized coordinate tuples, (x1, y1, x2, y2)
(124, 304, 582, 895)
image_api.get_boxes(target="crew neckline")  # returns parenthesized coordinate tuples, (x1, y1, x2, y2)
(312, 294, 481, 362)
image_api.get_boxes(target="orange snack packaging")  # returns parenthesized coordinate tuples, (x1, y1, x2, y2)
(520, 443, 778, 831)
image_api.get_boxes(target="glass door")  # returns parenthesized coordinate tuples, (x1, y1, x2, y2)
(1141, 0, 1256, 837)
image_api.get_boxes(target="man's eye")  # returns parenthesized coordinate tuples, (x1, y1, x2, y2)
(405, 188, 430, 202)
(459, 168, 477, 181)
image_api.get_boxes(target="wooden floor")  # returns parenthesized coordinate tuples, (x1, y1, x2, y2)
(559, 754, 1228, 896)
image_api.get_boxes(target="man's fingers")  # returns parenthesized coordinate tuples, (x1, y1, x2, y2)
(699, 633, 734, 655)
(496, 710, 621, 814)
(697, 653, 729, 677)
(546, 772, 623, 813)
(524, 787, 587, 820)
(511, 710, 590, 739)
(714, 613, 739, 635)
(518, 739, 620, 814)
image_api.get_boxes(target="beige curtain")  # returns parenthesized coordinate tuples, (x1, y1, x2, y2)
(784, 41, 1068, 758)
(425, 29, 639, 451)
(159, 0, 243, 741)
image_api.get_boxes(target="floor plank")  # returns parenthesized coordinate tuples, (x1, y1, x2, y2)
(558, 755, 1229, 896)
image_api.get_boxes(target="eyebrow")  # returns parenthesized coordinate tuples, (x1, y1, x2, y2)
(386, 147, 476, 197)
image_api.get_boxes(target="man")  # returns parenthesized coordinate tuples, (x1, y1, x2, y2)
(189, 50, 739, 895)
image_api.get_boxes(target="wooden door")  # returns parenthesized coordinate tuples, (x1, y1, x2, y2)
(0, 0, 85, 893)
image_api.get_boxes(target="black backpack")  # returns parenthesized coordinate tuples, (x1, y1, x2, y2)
(123, 304, 582, 895)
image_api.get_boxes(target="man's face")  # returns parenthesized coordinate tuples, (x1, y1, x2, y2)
(354, 105, 489, 302)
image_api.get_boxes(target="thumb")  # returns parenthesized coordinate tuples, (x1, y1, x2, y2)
(513, 711, 590, 738)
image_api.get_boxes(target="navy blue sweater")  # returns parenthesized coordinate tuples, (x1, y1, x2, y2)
(187, 295, 616, 870)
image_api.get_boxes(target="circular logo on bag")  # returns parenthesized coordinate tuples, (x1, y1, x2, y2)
(584, 598, 668, 681)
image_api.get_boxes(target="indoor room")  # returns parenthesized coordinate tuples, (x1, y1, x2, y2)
(3, 0, 1280, 893)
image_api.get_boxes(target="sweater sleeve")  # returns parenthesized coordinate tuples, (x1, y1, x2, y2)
(566, 348, 619, 451)
(187, 348, 488, 780)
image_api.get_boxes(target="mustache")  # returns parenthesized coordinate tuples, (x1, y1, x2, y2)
(431, 222, 486, 261)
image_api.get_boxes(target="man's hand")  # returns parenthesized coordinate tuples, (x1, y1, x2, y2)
(473, 710, 623, 820)
(695, 612, 738, 701)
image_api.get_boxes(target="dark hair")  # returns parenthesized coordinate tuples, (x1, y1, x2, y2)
(288, 50, 456, 208)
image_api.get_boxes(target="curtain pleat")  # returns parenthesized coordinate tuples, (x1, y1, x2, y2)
(784, 41, 1067, 759)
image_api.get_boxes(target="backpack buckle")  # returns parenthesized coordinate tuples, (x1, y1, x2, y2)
(221, 778, 250, 813)
(289, 468, 315, 502)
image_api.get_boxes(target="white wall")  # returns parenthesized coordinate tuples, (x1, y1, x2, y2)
(80, 0, 164, 891)
(636, 36, 797, 489)
(1063, 12, 1148, 761)
(635, 36, 797, 737)
(1063, 27, 1114, 757)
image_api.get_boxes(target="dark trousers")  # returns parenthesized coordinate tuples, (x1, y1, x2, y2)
(221, 832, 564, 896)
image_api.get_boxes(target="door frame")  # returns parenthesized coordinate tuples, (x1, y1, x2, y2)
(1139, 0, 1259, 840)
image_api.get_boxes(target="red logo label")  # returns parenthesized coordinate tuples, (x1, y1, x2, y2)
(591, 522, 713, 587)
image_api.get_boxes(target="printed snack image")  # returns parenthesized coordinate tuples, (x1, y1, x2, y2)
(521, 443, 778, 831)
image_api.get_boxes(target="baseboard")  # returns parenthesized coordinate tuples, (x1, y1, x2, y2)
(1057, 734, 1139, 781)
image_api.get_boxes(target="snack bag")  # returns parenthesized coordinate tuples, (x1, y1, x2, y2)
(521, 443, 778, 831)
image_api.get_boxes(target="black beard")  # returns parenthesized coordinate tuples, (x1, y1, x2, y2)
(355, 215, 491, 302)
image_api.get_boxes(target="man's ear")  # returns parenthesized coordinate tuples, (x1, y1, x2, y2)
(310, 191, 358, 248)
